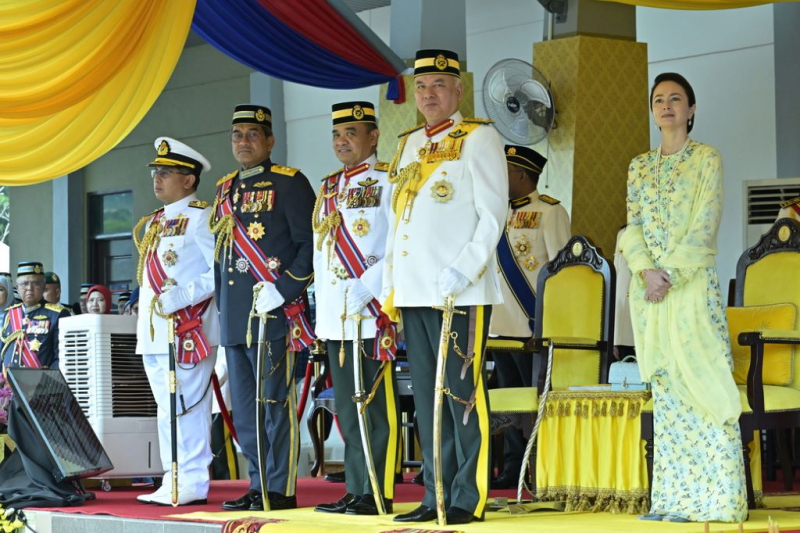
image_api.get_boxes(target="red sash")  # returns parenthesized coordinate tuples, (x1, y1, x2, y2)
(145, 211, 212, 364)
(7, 306, 41, 368)
(215, 179, 315, 351)
(323, 174, 397, 361)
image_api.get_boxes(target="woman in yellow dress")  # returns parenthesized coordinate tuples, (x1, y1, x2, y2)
(621, 72, 747, 523)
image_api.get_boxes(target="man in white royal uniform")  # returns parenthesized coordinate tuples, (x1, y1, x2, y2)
(312, 101, 400, 516)
(135, 137, 220, 506)
(381, 49, 508, 525)
(488, 144, 570, 489)
(778, 196, 800, 223)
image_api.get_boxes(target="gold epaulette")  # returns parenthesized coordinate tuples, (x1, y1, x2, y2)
(780, 196, 800, 209)
(45, 303, 66, 313)
(397, 123, 425, 138)
(6, 303, 22, 311)
(539, 194, 561, 205)
(189, 200, 209, 209)
(272, 164, 300, 177)
(216, 170, 238, 186)
(324, 168, 343, 180)
(374, 162, 389, 172)
(463, 117, 494, 125)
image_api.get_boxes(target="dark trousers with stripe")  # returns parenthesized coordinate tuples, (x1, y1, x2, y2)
(402, 305, 492, 518)
(326, 339, 400, 499)
(227, 341, 299, 496)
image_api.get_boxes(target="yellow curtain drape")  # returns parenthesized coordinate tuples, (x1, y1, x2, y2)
(0, 0, 196, 185)
(600, 0, 793, 9)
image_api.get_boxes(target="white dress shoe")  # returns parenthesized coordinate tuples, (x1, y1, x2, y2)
(136, 484, 170, 504)
(150, 486, 208, 506)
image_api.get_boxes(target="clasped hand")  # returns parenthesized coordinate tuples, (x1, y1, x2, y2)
(643, 269, 671, 303)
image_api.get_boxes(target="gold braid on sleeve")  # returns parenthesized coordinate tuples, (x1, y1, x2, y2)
(1, 330, 24, 362)
(207, 195, 235, 263)
(311, 183, 342, 251)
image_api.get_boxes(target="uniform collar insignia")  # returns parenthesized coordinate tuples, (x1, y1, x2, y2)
(344, 162, 370, 179)
(510, 196, 532, 209)
(240, 166, 265, 179)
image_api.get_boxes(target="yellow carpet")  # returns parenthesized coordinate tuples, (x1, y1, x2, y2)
(169, 497, 800, 532)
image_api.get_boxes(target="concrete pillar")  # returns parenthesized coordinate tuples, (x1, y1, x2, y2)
(250, 72, 287, 165)
(774, 2, 800, 178)
(52, 172, 85, 304)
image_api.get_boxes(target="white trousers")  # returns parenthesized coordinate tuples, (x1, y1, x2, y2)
(143, 349, 217, 497)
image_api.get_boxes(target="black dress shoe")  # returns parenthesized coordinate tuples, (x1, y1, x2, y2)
(315, 493, 360, 513)
(411, 471, 424, 486)
(490, 473, 517, 489)
(393, 504, 437, 523)
(251, 491, 297, 511)
(345, 494, 393, 515)
(324, 470, 346, 483)
(446, 506, 483, 524)
(222, 489, 261, 511)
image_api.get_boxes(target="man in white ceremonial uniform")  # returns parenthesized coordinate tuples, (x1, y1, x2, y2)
(488, 144, 570, 489)
(312, 101, 400, 516)
(381, 49, 508, 525)
(134, 137, 219, 506)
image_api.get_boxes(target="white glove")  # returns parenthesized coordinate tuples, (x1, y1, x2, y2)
(159, 287, 186, 315)
(345, 280, 374, 315)
(438, 267, 470, 299)
(255, 281, 285, 313)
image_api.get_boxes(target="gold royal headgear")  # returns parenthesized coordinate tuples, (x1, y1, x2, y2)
(147, 137, 211, 176)
(505, 144, 547, 175)
(332, 101, 377, 126)
(414, 49, 460, 78)
(232, 104, 273, 129)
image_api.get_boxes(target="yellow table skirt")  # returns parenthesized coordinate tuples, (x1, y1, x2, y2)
(534, 390, 763, 513)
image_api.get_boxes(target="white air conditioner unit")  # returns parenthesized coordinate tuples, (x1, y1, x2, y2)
(744, 178, 800, 249)
(59, 314, 162, 479)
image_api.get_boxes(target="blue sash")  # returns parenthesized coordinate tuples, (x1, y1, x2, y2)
(497, 230, 536, 333)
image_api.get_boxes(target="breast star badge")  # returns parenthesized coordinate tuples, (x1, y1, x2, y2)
(29, 338, 42, 352)
(513, 235, 531, 256)
(235, 257, 250, 273)
(523, 256, 539, 271)
(352, 218, 370, 237)
(247, 222, 265, 241)
(161, 249, 178, 267)
(266, 256, 281, 272)
(431, 180, 454, 203)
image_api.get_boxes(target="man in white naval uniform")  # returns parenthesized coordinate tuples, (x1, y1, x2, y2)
(134, 137, 219, 506)
(312, 101, 400, 516)
(488, 144, 570, 489)
(381, 49, 508, 525)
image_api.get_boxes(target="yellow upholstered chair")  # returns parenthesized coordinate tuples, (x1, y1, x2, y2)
(735, 217, 800, 507)
(488, 235, 615, 488)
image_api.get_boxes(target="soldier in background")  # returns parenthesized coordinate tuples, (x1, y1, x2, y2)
(488, 145, 570, 489)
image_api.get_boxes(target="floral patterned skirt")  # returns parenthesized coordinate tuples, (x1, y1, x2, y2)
(650, 372, 747, 522)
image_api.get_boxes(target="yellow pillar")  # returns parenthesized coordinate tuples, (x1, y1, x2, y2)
(533, 36, 649, 257)
(377, 73, 475, 160)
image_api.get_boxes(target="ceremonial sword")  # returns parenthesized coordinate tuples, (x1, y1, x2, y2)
(248, 284, 277, 512)
(432, 294, 466, 526)
(348, 312, 386, 515)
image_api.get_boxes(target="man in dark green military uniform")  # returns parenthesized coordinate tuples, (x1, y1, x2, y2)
(1, 262, 71, 370)
(211, 104, 316, 511)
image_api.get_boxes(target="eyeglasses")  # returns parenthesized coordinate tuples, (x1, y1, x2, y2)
(151, 168, 188, 179)
(230, 130, 263, 143)
(17, 281, 41, 288)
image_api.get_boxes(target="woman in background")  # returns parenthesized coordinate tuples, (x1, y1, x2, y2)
(0, 276, 13, 326)
(621, 72, 746, 523)
(86, 285, 112, 315)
